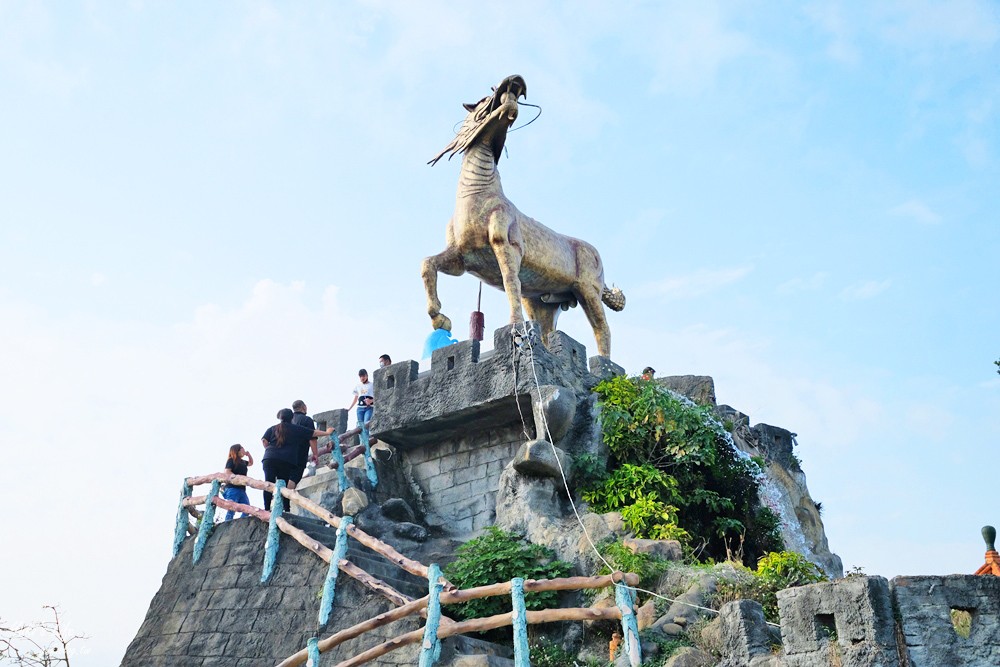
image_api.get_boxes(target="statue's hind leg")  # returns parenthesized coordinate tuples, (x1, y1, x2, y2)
(578, 287, 611, 357)
(421, 248, 465, 330)
(522, 296, 561, 347)
(490, 214, 526, 325)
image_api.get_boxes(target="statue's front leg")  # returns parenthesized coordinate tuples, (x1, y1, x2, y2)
(421, 248, 465, 331)
(489, 213, 525, 325)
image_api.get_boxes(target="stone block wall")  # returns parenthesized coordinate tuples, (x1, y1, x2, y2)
(121, 518, 422, 667)
(713, 575, 1000, 667)
(893, 575, 1000, 665)
(403, 422, 527, 533)
(776, 576, 899, 667)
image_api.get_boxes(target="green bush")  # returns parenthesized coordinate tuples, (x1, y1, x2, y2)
(443, 527, 573, 620)
(582, 464, 689, 541)
(595, 540, 672, 590)
(590, 376, 783, 564)
(715, 551, 827, 622)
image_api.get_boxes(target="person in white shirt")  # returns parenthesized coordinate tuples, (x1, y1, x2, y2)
(346, 368, 374, 428)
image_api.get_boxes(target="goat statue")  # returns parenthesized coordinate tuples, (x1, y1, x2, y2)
(422, 74, 625, 358)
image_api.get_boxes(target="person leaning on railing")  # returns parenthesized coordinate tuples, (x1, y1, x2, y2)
(261, 408, 334, 512)
(222, 444, 254, 521)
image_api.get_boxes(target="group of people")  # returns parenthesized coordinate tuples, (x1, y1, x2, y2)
(220, 354, 392, 520)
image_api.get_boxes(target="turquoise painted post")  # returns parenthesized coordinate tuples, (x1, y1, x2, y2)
(418, 563, 444, 667)
(615, 584, 642, 667)
(172, 479, 192, 557)
(510, 578, 530, 667)
(330, 435, 350, 492)
(192, 479, 220, 563)
(306, 637, 321, 666)
(318, 515, 353, 626)
(261, 480, 286, 583)
(360, 421, 378, 488)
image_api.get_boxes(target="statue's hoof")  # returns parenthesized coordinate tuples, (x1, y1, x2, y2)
(432, 314, 452, 331)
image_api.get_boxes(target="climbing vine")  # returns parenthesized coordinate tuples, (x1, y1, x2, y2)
(586, 375, 783, 565)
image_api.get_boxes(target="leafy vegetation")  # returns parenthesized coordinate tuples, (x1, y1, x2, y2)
(588, 375, 783, 564)
(595, 540, 672, 590)
(715, 551, 827, 622)
(443, 527, 573, 620)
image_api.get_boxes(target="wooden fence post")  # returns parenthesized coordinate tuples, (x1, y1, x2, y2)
(261, 480, 286, 583)
(331, 438, 350, 492)
(615, 583, 641, 667)
(192, 479, 220, 564)
(306, 637, 321, 666)
(510, 577, 529, 667)
(360, 421, 378, 488)
(172, 480, 192, 557)
(418, 563, 444, 667)
(319, 515, 354, 626)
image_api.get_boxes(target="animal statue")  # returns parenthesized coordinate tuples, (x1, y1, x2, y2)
(423, 74, 625, 358)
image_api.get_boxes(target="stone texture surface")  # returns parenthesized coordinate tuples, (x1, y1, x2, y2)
(777, 576, 899, 667)
(656, 375, 717, 406)
(664, 646, 715, 666)
(120, 518, 423, 667)
(371, 323, 598, 449)
(342, 487, 369, 516)
(718, 600, 774, 666)
(892, 574, 1000, 666)
(512, 439, 570, 480)
(530, 384, 577, 443)
(623, 536, 683, 561)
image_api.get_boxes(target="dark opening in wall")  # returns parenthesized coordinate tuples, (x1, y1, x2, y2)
(815, 613, 837, 642)
(387, 374, 395, 389)
(950, 608, 973, 639)
(447, 356, 455, 370)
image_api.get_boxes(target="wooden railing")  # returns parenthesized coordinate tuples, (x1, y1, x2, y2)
(174, 473, 642, 667)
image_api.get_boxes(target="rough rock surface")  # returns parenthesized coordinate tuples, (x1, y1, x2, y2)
(623, 536, 683, 561)
(777, 576, 898, 667)
(718, 600, 775, 666)
(892, 575, 1000, 666)
(512, 439, 571, 480)
(120, 519, 424, 667)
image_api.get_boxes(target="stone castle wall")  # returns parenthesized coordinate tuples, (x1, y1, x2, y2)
(120, 519, 423, 667)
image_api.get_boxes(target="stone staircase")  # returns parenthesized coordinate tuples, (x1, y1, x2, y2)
(282, 514, 515, 666)
(283, 514, 427, 599)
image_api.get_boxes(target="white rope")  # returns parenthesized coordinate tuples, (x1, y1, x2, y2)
(511, 324, 780, 628)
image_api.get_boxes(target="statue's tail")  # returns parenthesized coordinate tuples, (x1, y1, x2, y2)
(602, 285, 626, 311)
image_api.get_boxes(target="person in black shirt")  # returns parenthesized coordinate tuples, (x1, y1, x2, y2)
(291, 399, 319, 477)
(261, 408, 333, 511)
(222, 444, 254, 521)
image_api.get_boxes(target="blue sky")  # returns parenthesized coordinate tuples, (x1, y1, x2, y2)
(1, 2, 998, 664)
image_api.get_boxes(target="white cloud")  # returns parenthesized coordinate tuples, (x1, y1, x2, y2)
(777, 272, 829, 294)
(805, 3, 861, 65)
(637, 266, 753, 300)
(839, 279, 891, 300)
(0, 280, 406, 665)
(889, 199, 942, 225)
(877, 0, 1000, 50)
(90, 271, 107, 286)
(635, 3, 753, 96)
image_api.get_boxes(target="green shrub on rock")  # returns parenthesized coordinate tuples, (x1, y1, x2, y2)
(589, 375, 783, 565)
(714, 551, 827, 622)
(443, 526, 573, 620)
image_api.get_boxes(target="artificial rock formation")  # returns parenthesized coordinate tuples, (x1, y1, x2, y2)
(126, 326, 870, 666)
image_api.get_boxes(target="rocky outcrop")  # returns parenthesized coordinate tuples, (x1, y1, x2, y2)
(661, 378, 842, 579)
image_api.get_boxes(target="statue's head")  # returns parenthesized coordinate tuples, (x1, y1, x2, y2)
(429, 74, 527, 166)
